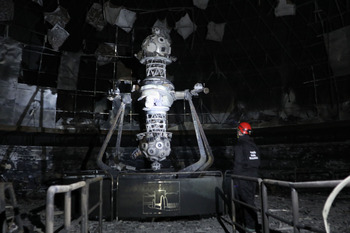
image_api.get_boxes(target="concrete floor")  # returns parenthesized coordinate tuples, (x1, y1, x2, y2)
(6, 189, 350, 233)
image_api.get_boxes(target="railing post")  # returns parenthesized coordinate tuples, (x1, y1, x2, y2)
(260, 181, 270, 233)
(81, 176, 104, 233)
(46, 181, 86, 233)
(291, 187, 300, 233)
(81, 183, 89, 233)
(99, 179, 103, 233)
(46, 186, 56, 233)
(230, 178, 236, 233)
(64, 191, 72, 231)
(0, 183, 5, 223)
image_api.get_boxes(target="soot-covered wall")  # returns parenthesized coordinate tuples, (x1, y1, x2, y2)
(1, 128, 350, 195)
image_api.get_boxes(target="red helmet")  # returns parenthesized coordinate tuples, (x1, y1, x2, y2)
(238, 122, 252, 135)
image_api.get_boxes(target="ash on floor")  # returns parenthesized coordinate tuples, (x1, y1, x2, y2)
(261, 192, 350, 233)
(12, 191, 350, 233)
(98, 217, 228, 233)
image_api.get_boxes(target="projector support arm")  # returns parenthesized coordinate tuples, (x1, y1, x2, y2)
(179, 89, 214, 172)
(97, 102, 125, 172)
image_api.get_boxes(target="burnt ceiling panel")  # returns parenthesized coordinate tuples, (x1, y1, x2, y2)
(0, 0, 350, 130)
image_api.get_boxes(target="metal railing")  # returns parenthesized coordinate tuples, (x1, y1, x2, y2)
(45, 176, 103, 233)
(224, 172, 263, 233)
(261, 179, 349, 233)
(225, 172, 350, 233)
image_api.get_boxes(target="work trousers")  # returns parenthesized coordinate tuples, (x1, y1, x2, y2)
(234, 179, 258, 230)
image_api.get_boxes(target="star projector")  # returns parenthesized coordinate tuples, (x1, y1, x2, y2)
(133, 27, 176, 170)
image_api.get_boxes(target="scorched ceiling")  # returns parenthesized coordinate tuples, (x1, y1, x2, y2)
(0, 0, 350, 131)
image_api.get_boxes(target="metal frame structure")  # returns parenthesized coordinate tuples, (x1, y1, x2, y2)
(96, 87, 213, 173)
(224, 172, 350, 233)
(226, 174, 263, 233)
(45, 176, 103, 233)
(178, 91, 213, 172)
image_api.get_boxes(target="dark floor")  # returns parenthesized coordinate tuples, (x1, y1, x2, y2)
(10, 191, 350, 233)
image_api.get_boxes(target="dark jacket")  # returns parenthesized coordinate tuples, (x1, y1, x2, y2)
(233, 134, 260, 177)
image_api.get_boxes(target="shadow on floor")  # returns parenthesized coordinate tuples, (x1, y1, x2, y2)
(216, 215, 284, 233)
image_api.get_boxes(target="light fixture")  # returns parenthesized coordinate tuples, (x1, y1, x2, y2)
(47, 24, 69, 51)
(86, 2, 106, 31)
(275, 0, 296, 17)
(175, 13, 197, 40)
(115, 8, 137, 33)
(103, 2, 137, 33)
(44, 6, 70, 28)
(206, 21, 226, 42)
(193, 0, 209, 10)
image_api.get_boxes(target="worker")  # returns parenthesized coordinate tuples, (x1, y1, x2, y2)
(233, 122, 260, 233)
